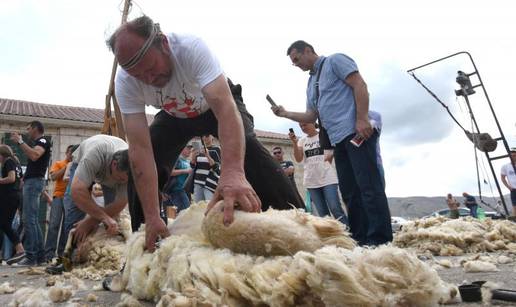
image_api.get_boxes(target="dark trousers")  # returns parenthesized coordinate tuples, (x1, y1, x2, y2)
(128, 81, 304, 231)
(333, 131, 392, 246)
(0, 192, 21, 246)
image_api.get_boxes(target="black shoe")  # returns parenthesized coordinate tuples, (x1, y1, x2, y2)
(102, 276, 113, 291)
(6, 252, 26, 265)
(45, 263, 65, 275)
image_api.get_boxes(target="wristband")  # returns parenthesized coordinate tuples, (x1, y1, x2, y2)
(18, 139, 24, 145)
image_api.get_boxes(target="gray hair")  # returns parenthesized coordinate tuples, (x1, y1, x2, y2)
(106, 16, 163, 54)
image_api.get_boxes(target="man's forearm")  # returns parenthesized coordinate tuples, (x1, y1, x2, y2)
(218, 108, 245, 174)
(129, 146, 161, 222)
(103, 198, 128, 219)
(283, 110, 318, 124)
(50, 167, 66, 181)
(501, 176, 511, 190)
(19, 143, 40, 161)
(73, 188, 110, 221)
(354, 83, 369, 121)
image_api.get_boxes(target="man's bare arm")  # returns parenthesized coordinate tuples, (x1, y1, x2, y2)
(501, 175, 512, 190)
(203, 75, 245, 176)
(72, 177, 113, 222)
(123, 113, 162, 223)
(21, 144, 45, 162)
(345, 71, 372, 138)
(272, 106, 318, 124)
(202, 75, 261, 222)
(50, 165, 67, 181)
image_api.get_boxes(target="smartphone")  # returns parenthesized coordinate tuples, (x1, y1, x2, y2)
(289, 128, 294, 134)
(266, 94, 277, 107)
(350, 135, 364, 147)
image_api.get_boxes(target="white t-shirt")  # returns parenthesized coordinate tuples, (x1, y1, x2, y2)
(115, 33, 223, 118)
(501, 163, 516, 188)
(298, 134, 338, 188)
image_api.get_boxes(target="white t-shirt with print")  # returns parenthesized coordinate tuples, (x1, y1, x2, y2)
(115, 33, 223, 118)
(501, 163, 516, 188)
(298, 134, 338, 189)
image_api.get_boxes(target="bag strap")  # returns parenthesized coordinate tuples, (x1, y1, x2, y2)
(314, 57, 327, 107)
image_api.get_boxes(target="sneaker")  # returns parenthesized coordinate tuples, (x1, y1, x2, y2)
(15, 257, 37, 267)
(6, 252, 26, 265)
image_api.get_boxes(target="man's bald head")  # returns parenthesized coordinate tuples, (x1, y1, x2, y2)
(106, 16, 164, 66)
(106, 16, 173, 87)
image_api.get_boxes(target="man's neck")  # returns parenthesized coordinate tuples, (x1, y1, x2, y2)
(309, 55, 321, 73)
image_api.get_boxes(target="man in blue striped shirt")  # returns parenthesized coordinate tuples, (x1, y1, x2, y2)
(272, 40, 392, 246)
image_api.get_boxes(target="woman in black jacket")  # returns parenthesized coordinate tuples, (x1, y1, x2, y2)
(0, 144, 26, 264)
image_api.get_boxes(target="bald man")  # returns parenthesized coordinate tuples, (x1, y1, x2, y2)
(106, 16, 304, 251)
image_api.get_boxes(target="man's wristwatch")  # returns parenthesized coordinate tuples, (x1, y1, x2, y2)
(17, 139, 24, 145)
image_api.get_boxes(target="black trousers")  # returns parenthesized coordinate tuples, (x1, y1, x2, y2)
(0, 191, 21, 246)
(128, 81, 304, 231)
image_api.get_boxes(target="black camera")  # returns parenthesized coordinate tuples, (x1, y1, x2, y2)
(455, 71, 476, 96)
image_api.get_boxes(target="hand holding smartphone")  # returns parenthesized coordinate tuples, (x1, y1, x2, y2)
(350, 135, 364, 147)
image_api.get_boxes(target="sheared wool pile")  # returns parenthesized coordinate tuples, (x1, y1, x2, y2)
(119, 201, 457, 306)
(66, 210, 132, 279)
(394, 216, 516, 256)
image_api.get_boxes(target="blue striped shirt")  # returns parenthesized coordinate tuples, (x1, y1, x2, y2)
(306, 54, 359, 145)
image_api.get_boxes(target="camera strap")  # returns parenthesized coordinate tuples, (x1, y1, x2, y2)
(314, 58, 333, 149)
(314, 57, 326, 107)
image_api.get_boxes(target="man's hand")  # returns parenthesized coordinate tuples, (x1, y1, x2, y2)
(206, 172, 261, 226)
(271, 105, 288, 117)
(101, 215, 119, 235)
(73, 218, 98, 245)
(10, 132, 22, 144)
(145, 218, 170, 252)
(356, 118, 373, 139)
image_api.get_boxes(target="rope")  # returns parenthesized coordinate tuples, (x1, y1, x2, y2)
(408, 72, 468, 132)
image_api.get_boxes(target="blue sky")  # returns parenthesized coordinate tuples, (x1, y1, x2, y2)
(1, 0, 515, 197)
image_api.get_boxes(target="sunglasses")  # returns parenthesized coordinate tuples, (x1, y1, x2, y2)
(273, 151, 282, 155)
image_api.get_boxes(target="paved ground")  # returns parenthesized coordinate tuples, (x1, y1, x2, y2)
(0, 255, 515, 306)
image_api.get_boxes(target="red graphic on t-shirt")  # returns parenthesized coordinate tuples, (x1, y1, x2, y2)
(162, 98, 178, 113)
(159, 85, 202, 118)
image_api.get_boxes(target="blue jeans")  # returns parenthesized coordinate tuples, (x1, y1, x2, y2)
(193, 184, 214, 203)
(468, 204, 478, 218)
(333, 132, 393, 246)
(22, 177, 45, 262)
(63, 163, 85, 244)
(44, 196, 66, 260)
(164, 190, 191, 212)
(308, 184, 348, 226)
(2, 213, 20, 259)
